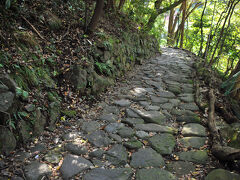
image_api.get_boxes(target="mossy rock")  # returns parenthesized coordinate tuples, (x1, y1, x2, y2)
(0, 127, 16, 155)
(33, 108, 47, 136)
(44, 11, 62, 30)
(19, 120, 32, 143)
(70, 65, 87, 93)
(92, 72, 113, 95)
(14, 31, 39, 48)
(49, 101, 61, 127)
(61, 110, 77, 118)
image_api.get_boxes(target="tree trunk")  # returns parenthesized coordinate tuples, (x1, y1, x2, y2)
(118, 0, 125, 10)
(173, 1, 200, 44)
(230, 58, 240, 78)
(180, 0, 186, 48)
(145, 0, 184, 31)
(167, 8, 175, 45)
(209, 0, 233, 66)
(214, 0, 239, 65)
(86, 0, 105, 34)
(107, 0, 115, 11)
(203, 1, 216, 61)
(198, 0, 208, 56)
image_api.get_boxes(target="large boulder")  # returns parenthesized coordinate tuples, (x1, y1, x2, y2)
(0, 127, 16, 155)
(70, 65, 87, 93)
(91, 72, 113, 95)
(0, 74, 16, 112)
(33, 108, 47, 136)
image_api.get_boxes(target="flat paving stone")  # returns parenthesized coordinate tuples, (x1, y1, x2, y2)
(24, 161, 52, 180)
(182, 123, 206, 137)
(135, 123, 176, 134)
(124, 140, 143, 149)
(151, 96, 169, 104)
(103, 105, 120, 114)
(130, 87, 147, 96)
(134, 109, 167, 125)
(179, 103, 199, 111)
(161, 103, 174, 110)
(125, 108, 140, 118)
(146, 105, 160, 111)
(105, 144, 128, 166)
(82, 121, 100, 133)
(104, 123, 124, 133)
(89, 149, 104, 158)
(138, 101, 150, 108)
(122, 118, 144, 126)
(156, 90, 176, 98)
(84, 168, 133, 180)
(30, 143, 46, 154)
(149, 133, 176, 155)
(179, 94, 194, 102)
(167, 161, 195, 177)
(179, 137, 206, 148)
(176, 115, 201, 123)
(169, 99, 181, 106)
(117, 127, 135, 138)
(62, 132, 81, 141)
(15, 152, 31, 162)
(99, 113, 118, 122)
(44, 150, 62, 164)
(114, 99, 131, 107)
(182, 86, 194, 93)
(135, 131, 150, 139)
(130, 148, 165, 168)
(65, 142, 88, 155)
(178, 150, 208, 164)
(205, 169, 240, 180)
(60, 154, 92, 179)
(136, 168, 176, 180)
(87, 130, 112, 147)
(167, 85, 182, 95)
(109, 133, 122, 142)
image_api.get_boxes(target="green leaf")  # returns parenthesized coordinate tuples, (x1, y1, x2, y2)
(16, 87, 23, 97)
(22, 90, 29, 99)
(0, 64, 3, 68)
(18, 111, 29, 117)
(5, 0, 11, 9)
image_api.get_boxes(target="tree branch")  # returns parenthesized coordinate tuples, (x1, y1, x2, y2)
(158, 0, 185, 14)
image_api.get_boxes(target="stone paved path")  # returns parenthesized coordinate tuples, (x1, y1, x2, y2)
(3, 48, 240, 180)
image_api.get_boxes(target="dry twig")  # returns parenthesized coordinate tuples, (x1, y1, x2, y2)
(21, 16, 45, 40)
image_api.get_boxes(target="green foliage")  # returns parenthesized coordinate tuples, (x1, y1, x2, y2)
(16, 87, 29, 100)
(6, 117, 16, 129)
(5, 0, 11, 9)
(221, 72, 240, 96)
(61, 110, 77, 117)
(95, 62, 112, 76)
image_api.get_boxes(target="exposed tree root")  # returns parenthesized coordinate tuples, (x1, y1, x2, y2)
(195, 80, 205, 112)
(208, 89, 240, 161)
(215, 101, 239, 124)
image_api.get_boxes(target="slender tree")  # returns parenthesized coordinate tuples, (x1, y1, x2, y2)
(86, 0, 105, 34)
(118, 0, 126, 10)
(203, 0, 216, 61)
(209, 0, 236, 66)
(180, 0, 186, 48)
(144, 0, 185, 31)
(198, 0, 208, 56)
(214, 0, 240, 65)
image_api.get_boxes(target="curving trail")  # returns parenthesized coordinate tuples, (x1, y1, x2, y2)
(4, 48, 240, 179)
